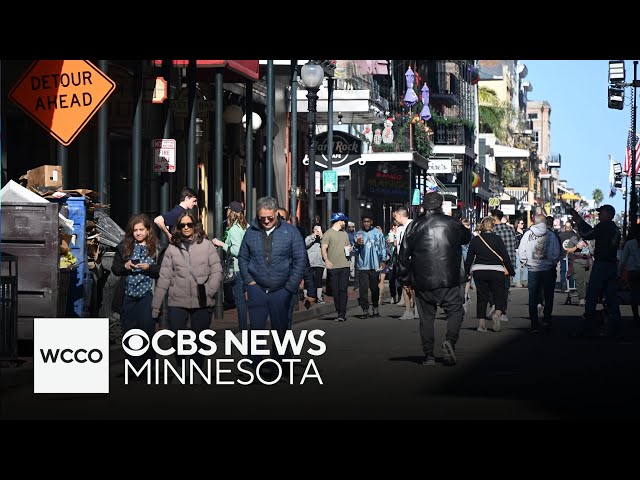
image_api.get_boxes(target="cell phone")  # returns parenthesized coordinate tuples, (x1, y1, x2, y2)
(130, 259, 140, 264)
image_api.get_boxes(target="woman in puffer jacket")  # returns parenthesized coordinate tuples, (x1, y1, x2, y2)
(152, 211, 223, 372)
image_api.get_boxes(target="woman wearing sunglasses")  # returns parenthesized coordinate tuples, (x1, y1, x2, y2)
(152, 211, 223, 374)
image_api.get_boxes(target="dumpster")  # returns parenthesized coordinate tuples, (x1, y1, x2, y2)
(0, 252, 18, 359)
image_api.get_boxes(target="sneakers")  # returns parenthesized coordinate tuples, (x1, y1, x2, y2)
(537, 304, 544, 318)
(396, 297, 405, 307)
(492, 312, 501, 332)
(360, 307, 369, 318)
(476, 326, 488, 332)
(399, 310, 414, 320)
(441, 340, 456, 366)
(579, 298, 585, 306)
(486, 304, 496, 318)
(422, 356, 436, 366)
(371, 307, 380, 317)
(500, 314, 509, 322)
(334, 317, 346, 322)
(391, 296, 397, 304)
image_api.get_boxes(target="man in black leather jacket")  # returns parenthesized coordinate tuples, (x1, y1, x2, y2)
(397, 192, 472, 366)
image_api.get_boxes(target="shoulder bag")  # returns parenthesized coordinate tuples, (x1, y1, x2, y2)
(478, 234, 510, 276)
(222, 249, 236, 284)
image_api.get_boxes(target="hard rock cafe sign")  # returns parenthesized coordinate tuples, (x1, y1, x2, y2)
(306, 131, 362, 169)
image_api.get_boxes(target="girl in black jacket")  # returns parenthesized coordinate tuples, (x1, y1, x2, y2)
(111, 213, 164, 371)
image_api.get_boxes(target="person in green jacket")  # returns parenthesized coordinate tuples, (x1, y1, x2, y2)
(213, 201, 248, 330)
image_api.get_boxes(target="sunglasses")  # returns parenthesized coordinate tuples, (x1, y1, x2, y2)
(259, 216, 275, 222)
(179, 222, 194, 229)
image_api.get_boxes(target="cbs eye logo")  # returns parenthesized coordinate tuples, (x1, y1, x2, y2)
(121, 329, 150, 356)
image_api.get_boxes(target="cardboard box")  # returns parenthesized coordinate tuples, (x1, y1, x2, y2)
(20, 165, 63, 188)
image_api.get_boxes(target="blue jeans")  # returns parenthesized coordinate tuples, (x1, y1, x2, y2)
(559, 257, 574, 289)
(584, 261, 621, 335)
(514, 253, 528, 286)
(527, 269, 555, 329)
(246, 285, 294, 364)
(233, 274, 248, 331)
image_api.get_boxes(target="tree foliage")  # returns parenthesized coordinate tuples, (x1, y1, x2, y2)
(592, 188, 604, 207)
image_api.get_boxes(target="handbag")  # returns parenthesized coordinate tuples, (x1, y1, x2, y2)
(222, 250, 237, 284)
(180, 249, 209, 308)
(478, 234, 510, 276)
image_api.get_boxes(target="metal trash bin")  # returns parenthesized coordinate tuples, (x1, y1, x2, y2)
(1, 252, 18, 359)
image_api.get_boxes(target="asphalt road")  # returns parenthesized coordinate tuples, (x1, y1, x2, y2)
(2, 287, 639, 420)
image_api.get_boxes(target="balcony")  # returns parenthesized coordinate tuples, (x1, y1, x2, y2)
(431, 123, 474, 148)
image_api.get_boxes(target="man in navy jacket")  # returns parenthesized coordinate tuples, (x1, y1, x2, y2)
(238, 196, 307, 367)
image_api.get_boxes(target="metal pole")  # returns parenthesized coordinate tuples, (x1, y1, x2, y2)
(631, 60, 638, 229)
(408, 161, 413, 218)
(326, 77, 334, 223)
(160, 59, 172, 215)
(132, 61, 143, 215)
(266, 61, 274, 197)
(290, 61, 298, 225)
(57, 143, 68, 190)
(214, 72, 224, 320)
(245, 82, 254, 217)
(97, 60, 109, 206)
(307, 86, 319, 232)
(624, 174, 629, 238)
(187, 60, 198, 190)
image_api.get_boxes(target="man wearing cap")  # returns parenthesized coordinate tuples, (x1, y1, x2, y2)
(321, 212, 352, 322)
(397, 192, 472, 366)
(569, 204, 622, 337)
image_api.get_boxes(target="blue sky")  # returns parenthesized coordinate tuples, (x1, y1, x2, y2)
(520, 59, 634, 216)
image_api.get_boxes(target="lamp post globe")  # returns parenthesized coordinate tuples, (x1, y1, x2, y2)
(301, 61, 324, 231)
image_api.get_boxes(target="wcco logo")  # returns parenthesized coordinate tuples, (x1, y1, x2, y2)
(34, 318, 109, 394)
(40, 348, 104, 364)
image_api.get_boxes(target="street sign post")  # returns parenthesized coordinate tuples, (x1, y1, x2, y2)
(322, 170, 338, 193)
(8, 60, 115, 146)
(153, 139, 176, 173)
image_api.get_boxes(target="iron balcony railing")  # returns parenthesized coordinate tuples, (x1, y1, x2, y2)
(431, 123, 474, 148)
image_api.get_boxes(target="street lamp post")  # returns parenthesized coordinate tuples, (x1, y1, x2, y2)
(301, 61, 324, 232)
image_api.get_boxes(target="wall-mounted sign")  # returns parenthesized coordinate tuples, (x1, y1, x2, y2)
(153, 139, 176, 172)
(322, 170, 338, 193)
(362, 166, 408, 200)
(426, 159, 452, 174)
(314, 131, 362, 169)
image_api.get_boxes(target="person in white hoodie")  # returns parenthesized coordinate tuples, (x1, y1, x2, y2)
(517, 213, 560, 333)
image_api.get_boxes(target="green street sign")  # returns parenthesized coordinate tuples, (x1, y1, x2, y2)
(323, 170, 338, 193)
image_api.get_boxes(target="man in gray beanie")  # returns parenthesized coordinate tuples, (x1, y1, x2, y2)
(397, 192, 472, 366)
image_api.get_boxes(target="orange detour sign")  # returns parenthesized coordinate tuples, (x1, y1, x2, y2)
(9, 60, 116, 146)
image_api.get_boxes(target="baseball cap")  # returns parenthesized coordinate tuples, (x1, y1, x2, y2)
(331, 212, 348, 223)
(227, 201, 243, 213)
(596, 204, 615, 216)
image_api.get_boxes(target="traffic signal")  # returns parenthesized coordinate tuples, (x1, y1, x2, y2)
(609, 86, 624, 110)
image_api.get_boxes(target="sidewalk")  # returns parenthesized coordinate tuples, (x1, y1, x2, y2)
(0, 284, 363, 391)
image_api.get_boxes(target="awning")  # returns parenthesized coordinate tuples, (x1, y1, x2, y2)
(151, 60, 259, 82)
(561, 193, 581, 201)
